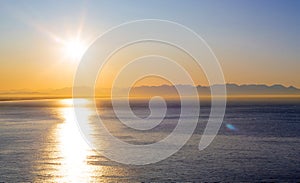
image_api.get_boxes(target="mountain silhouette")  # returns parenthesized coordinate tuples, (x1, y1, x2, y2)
(129, 84, 300, 97)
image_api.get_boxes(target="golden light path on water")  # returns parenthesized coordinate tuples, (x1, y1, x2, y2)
(34, 98, 127, 182)
(55, 99, 97, 182)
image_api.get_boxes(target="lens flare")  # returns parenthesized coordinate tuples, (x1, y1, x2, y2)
(225, 123, 237, 131)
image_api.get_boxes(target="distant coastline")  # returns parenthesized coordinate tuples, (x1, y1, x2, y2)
(1, 83, 300, 101)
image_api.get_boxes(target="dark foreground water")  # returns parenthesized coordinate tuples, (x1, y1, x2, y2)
(0, 98, 299, 182)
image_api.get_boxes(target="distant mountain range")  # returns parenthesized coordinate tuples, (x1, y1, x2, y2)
(1, 84, 300, 99)
(129, 84, 300, 98)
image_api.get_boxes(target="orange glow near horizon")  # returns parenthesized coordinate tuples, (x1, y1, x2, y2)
(0, 29, 299, 91)
(94, 41, 208, 91)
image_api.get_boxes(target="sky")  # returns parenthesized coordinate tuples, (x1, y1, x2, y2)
(0, 0, 299, 91)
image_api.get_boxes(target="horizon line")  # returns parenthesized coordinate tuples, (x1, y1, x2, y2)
(1, 82, 299, 92)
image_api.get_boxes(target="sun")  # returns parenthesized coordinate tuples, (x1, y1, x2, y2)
(63, 39, 87, 61)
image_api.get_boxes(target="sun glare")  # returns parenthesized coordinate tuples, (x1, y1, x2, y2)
(63, 39, 87, 61)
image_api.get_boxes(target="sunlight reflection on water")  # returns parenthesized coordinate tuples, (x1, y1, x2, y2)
(30, 99, 127, 182)
(48, 99, 104, 182)
(56, 106, 95, 182)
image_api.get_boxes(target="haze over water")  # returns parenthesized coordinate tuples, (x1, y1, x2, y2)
(0, 98, 299, 182)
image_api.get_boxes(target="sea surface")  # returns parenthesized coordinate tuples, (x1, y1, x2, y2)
(0, 98, 300, 182)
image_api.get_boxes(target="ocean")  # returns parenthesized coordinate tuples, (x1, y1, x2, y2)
(0, 98, 299, 182)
